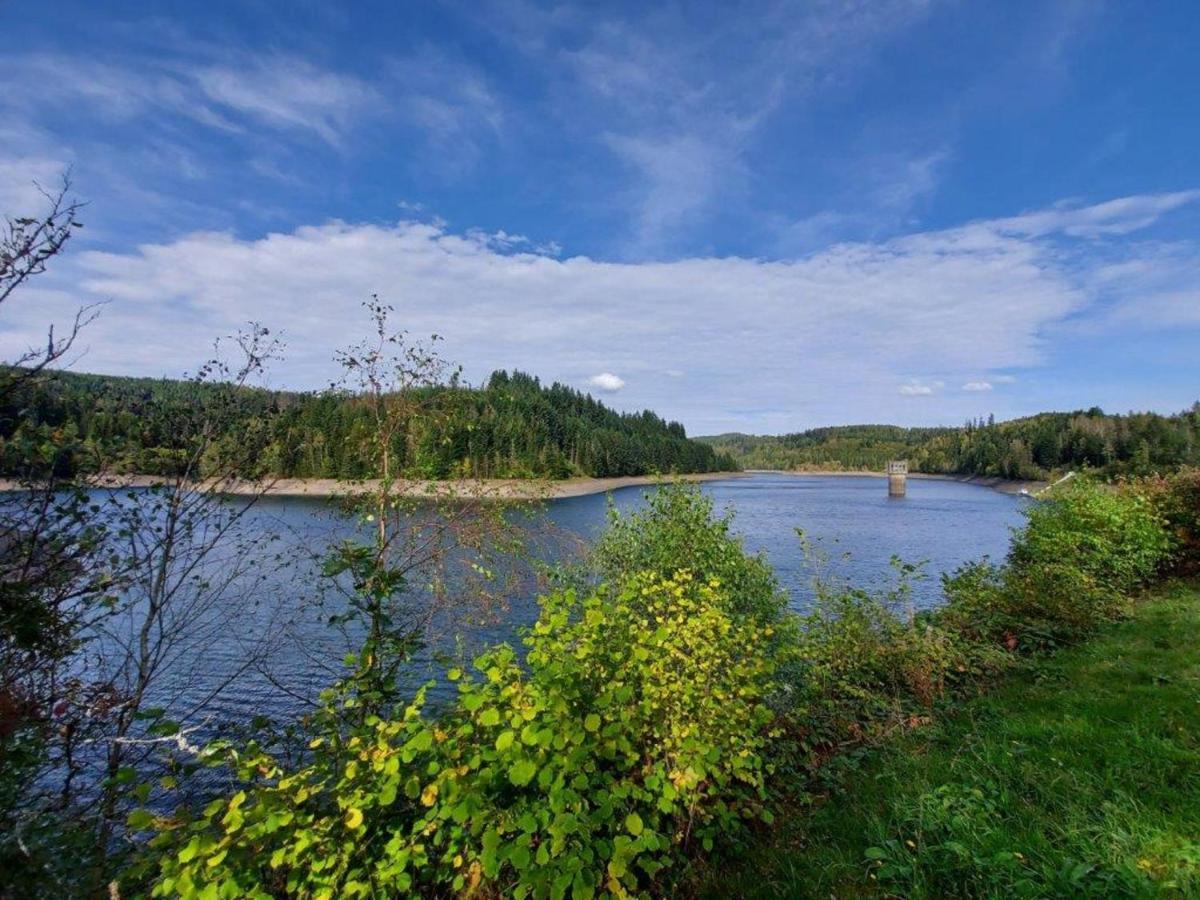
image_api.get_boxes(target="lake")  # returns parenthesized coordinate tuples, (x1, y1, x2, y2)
(169, 471, 1025, 727)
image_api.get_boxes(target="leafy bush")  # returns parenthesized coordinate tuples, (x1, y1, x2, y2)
(789, 583, 982, 756)
(937, 560, 1019, 644)
(799, 480, 1174, 757)
(591, 482, 784, 626)
(145, 570, 779, 898)
(939, 481, 1173, 649)
(1010, 480, 1169, 595)
(1132, 467, 1200, 575)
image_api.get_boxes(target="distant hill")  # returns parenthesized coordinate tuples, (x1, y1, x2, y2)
(699, 405, 1200, 479)
(697, 425, 955, 473)
(0, 368, 738, 480)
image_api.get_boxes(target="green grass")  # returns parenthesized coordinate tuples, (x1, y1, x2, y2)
(702, 581, 1200, 898)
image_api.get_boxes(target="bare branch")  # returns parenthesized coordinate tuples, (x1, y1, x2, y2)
(0, 172, 93, 395)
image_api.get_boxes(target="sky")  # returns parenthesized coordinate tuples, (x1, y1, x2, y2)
(1, 0, 1197, 435)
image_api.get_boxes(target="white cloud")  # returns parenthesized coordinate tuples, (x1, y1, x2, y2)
(587, 372, 625, 392)
(3, 191, 1195, 432)
(962, 381, 993, 391)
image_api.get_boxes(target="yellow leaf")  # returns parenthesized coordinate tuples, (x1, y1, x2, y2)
(344, 807, 364, 830)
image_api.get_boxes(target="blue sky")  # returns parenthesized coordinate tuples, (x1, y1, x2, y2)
(1, 0, 1197, 434)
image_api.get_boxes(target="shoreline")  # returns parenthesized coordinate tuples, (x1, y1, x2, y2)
(745, 468, 1047, 496)
(0, 471, 747, 501)
(0, 469, 1045, 498)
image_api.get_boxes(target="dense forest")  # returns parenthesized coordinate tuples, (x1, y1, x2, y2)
(700, 404, 1200, 479)
(0, 368, 736, 480)
(699, 424, 955, 472)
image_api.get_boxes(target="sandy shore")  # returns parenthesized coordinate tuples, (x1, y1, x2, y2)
(923, 473, 1048, 496)
(746, 469, 1047, 496)
(0, 471, 746, 500)
(0, 469, 1046, 498)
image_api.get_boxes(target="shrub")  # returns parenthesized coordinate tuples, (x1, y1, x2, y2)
(591, 482, 784, 626)
(1131, 467, 1200, 575)
(937, 560, 1017, 644)
(145, 571, 779, 898)
(938, 482, 1171, 651)
(1010, 480, 1169, 596)
(786, 567, 987, 757)
(994, 480, 1171, 643)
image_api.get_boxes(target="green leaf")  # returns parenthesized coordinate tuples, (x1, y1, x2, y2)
(480, 708, 501, 727)
(495, 730, 516, 752)
(178, 837, 201, 863)
(584, 713, 601, 732)
(481, 828, 501, 878)
(509, 759, 538, 787)
(509, 844, 531, 870)
(625, 812, 643, 836)
(379, 780, 397, 806)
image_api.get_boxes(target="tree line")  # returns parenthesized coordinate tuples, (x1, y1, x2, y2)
(700, 404, 1200, 479)
(0, 367, 737, 480)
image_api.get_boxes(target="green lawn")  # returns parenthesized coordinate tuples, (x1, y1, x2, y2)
(703, 581, 1200, 898)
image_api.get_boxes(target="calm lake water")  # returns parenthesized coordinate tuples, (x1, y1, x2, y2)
(170, 472, 1025, 727)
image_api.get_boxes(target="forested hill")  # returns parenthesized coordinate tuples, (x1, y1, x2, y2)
(0, 368, 737, 480)
(699, 425, 955, 473)
(700, 404, 1200, 480)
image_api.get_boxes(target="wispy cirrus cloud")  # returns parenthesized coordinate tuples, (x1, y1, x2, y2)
(993, 190, 1200, 239)
(191, 57, 378, 146)
(384, 47, 506, 174)
(0, 41, 508, 244)
(475, 0, 944, 255)
(0, 52, 378, 145)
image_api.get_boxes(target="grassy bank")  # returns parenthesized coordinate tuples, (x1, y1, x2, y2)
(707, 580, 1200, 898)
